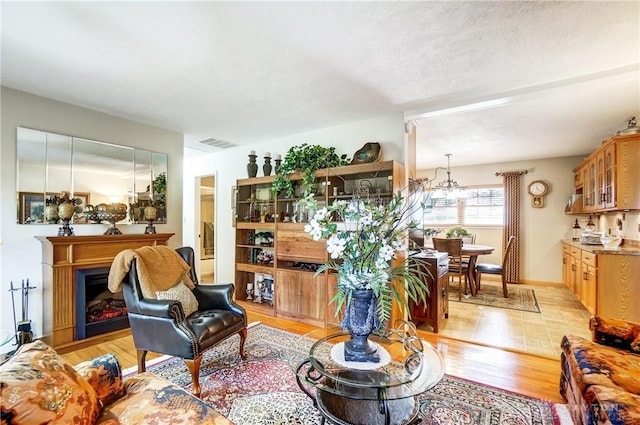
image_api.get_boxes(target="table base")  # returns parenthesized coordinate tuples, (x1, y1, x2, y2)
(317, 389, 419, 425)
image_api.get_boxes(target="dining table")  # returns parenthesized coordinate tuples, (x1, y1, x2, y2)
(425, 243, 495, 296)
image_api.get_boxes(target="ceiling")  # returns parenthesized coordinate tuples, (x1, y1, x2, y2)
(2, 2, 638, 169)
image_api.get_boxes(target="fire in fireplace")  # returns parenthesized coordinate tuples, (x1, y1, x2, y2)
(75, 267, 129, 339)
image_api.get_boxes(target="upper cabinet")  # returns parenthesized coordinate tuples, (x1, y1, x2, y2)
(573, 133, 639, 212)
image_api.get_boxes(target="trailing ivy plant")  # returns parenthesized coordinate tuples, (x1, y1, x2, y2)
(272, 144, 350, 197)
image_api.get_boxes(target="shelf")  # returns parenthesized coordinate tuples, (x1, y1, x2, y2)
(236, 222, 276, 230)
(236, 299, 275, 316)
(236, 263, 275, 274)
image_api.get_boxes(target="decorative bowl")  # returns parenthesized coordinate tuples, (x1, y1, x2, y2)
(600, 234, 622, 250)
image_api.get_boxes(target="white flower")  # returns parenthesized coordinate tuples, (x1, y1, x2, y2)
(326, 235, 346, 259)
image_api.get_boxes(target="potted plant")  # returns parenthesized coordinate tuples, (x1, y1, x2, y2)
(445, 226, 470, 239)
(272, 143, 349, 197)
(304, 190, 430, 362)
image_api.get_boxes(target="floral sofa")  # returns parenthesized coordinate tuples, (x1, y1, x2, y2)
(0, 340, 232, 424)
(560, 315, 640, 425)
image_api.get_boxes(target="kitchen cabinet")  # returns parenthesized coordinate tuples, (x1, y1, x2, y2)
(562, 242, 639, 322)
(572, 134, 640, 213)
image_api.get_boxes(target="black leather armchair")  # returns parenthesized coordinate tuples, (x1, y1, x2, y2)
(121, 246, 247, 397)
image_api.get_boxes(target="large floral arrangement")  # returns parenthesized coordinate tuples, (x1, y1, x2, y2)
(303, 190, 430, 325)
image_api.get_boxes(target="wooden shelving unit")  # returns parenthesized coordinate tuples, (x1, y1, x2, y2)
(234, 160, 405, 327)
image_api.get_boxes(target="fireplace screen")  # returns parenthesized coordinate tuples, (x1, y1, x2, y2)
(76, 267, 129, 339)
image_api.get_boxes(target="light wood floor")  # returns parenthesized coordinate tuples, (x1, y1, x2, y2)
(60, 310, 565, 404)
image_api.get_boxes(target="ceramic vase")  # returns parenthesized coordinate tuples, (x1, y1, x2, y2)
(263, 156, 272, 176)
(341, 289, 381, 363)
(247, 154, 258, 178)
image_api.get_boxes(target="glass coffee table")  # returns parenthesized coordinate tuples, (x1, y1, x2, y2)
(291, 323, 445, 425)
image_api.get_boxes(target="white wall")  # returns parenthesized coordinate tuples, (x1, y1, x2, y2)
(183, 113, 405, 283)
(0, 87, 184, 347)
(418, 156, 587, 284)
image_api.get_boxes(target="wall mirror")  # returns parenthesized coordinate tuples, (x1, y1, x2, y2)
(16, 127, 168, 225)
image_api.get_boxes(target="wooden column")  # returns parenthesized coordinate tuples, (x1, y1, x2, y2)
(36, 233, 174, 349)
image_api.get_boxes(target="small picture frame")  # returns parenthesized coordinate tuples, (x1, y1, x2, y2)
(19, 192, 46, 224)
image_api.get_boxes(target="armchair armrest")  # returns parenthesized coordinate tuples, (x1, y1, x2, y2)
(74, 353, 126, 407)
(137, 298, 184, 319)
(590, 315, 640, 353)
(193, 283, 245, 317)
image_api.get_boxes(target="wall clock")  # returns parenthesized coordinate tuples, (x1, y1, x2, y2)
(528, 180, 549, 208)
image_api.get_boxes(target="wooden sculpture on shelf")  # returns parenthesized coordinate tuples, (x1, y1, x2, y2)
(351, 142, 382, 165)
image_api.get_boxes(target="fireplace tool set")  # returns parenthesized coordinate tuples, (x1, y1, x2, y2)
(8, 279, 37, 347)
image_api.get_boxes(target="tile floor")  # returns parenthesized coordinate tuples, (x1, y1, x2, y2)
(421, 280, 592, 359)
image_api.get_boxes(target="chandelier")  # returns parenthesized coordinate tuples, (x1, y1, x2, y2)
(431, 154, 467, 199)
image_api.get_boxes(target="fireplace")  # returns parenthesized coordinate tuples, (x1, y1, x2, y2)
(37, 233, 174, 348)
(75, 268, 129, 339)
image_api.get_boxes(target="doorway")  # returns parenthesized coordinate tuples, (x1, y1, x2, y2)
(199, 175, 215, 282)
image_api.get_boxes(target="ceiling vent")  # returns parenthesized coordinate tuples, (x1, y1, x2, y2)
(198, 138, 237, 149)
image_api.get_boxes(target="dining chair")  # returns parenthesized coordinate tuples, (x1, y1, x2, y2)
(462, 234, 476, 245)
(475, 235, 516, 298)
(432, 238, 468, 300)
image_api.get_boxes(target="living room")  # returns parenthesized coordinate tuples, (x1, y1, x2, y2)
(1, 2, 639, 424)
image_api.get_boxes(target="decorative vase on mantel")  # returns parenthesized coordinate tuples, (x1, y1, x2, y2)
(57, 201, 76, 236)
(341, 288, 381, 363)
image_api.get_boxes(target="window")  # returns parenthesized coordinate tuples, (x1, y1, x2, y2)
(424, 186, 504, 226)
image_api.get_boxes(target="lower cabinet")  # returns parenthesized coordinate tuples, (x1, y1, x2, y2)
(562, 242, 639, 322)
(275, 269, 326, 327)
(581, 251, 597, 314)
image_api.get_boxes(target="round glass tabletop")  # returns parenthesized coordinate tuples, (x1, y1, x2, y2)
(291, 325, 444, 402)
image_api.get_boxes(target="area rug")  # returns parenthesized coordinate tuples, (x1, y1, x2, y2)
(135, 324, 568, 425)
(449, 282, 541, 313)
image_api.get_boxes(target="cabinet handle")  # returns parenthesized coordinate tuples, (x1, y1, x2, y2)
(571, 264, 576, 271)
(583, 272, 588, 280)
(441, 288, 447, 297)
(563, 258, 566, 265)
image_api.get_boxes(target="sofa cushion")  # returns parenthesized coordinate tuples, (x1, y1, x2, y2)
(585, 385, 640, 425)
(562, 334, 640, 395)
(95, 372, 231, 425)
(0, 340, 100, 424)
(74, 353, 126, 407)
(156, 281, 199, 317)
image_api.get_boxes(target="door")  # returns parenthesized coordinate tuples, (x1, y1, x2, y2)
(199, 175, 215, 282)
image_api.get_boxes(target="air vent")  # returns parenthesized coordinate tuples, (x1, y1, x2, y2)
(198, 138, 237, 149)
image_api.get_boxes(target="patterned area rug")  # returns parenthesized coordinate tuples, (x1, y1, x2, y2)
(449, 282, 541, 313)
(136, 324, 566, 425)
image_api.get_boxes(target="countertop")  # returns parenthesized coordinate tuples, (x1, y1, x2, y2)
(562, 239, 640, 256)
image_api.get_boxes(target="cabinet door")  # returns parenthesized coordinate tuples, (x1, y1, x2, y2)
(586, 159, 597, 211)
(614, 136, 640, 210)
(579, 262, 588, 305)
(585, 264, 597, 314)
(604, 143, 616, 209)
(562, 246, 571, 289)
(596, 151, 606, 209)
(276, 227, 327, 263)
(570, 255, 580, 297)
(275, 270, 300, 316)
(298, 272, 326, 321)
